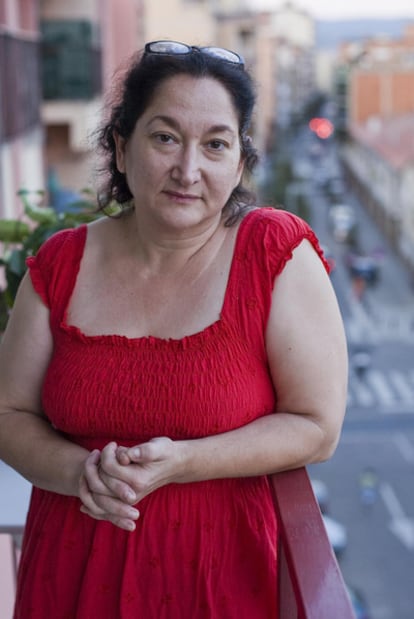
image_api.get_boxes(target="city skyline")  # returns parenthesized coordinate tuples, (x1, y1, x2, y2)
(251, 0, 414, 20)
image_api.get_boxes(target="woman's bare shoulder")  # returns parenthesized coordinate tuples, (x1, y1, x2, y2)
(86, 212, 130, 251)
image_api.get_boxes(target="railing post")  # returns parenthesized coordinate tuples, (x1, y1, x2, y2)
(269, 467, 356, 619)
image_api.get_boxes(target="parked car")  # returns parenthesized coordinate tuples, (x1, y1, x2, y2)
(329, 204, 357, 243)
(311, 478, 347, 557)
(322, 514, 348, 558)
(311, 478, 329, 513)
(311, 481, 371, 618)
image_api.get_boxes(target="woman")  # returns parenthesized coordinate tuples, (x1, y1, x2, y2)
(0, 41, 348, 617)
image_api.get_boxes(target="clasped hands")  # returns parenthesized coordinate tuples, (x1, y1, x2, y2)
(79, 437, 185, 531)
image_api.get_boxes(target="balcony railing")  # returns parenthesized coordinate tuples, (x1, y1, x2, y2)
(0, 467, 355, 618)
(41, 20, 102, 100)
(270, 467, 356, 618)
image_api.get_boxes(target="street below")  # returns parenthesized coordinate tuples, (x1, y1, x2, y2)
(298, 126, 414, 619)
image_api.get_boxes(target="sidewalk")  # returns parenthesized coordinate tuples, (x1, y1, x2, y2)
(0, 460, 31, 530)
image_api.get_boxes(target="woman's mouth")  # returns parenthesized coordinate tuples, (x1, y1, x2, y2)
(164, 190, 199, 201)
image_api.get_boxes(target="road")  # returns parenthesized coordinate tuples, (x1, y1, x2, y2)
(299, 129, 414, 618)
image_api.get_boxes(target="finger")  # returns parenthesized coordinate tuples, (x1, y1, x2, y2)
(80, 505, 139, 532)
(126, 437, 172, 463)
(83, 449, 113, 496)
(81, 492, 140, 529)
(98, 443, 138, 503)
(115, 446, 132, 466)
(91, 492, 140, 520)
(78, 474, 107, 518)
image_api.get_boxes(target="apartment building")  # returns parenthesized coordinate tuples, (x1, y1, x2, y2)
(40, 0, 144, 206)
(0, 0, 43, 217)
(2, 0, 315, 217)
(270, 1, 316, 131)
(340, 24, 414, 275)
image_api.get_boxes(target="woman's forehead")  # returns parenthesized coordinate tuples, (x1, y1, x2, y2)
(145, 75, 239, 120)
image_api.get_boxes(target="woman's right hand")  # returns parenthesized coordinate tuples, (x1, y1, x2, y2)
(78, 446, 140, 531)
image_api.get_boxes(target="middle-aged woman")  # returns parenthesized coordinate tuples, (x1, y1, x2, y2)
(0, 41, 348, 617)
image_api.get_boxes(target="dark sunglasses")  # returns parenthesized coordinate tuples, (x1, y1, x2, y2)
(144, 40, 244, 67)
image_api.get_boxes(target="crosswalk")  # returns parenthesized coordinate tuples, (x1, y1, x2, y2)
(345, 300, 414, 345)
(347, 368, 414, 413)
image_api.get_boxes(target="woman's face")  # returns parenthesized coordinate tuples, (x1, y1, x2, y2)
(114, 74, 244, 231)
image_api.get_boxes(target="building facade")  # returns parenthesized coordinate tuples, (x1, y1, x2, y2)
(0, 0, 43, 217)
(340, 24, 414, 275)
(1, 0, 320, 219)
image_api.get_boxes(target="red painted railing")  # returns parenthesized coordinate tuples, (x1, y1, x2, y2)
(1, 468, 355, 618)
(269, 467, 356, 618)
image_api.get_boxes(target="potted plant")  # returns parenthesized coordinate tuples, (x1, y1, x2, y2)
(0, 189, 98, 331)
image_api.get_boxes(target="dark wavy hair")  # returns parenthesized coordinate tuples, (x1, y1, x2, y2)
(96, 45, 259, 224)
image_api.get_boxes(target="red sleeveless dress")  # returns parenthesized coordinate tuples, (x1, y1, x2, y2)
(14, 208, 328, 618)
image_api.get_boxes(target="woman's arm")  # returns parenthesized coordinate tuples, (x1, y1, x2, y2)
(83, 239, 348, 529)
(0, 272, 90, 496)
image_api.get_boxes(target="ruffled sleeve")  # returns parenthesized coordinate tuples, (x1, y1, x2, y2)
(261, 208, 330, 280)
(223, 208, 330, 361)
(25, 226, 87, 321)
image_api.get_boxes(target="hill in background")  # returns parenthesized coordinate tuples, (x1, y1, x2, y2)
(315, 18, 413, 49)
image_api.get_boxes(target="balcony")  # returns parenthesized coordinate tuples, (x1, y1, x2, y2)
(270, 468, 356, 618)
(41, 20, 102, 101)
(0, 33, 41, 143)
(0, 467, 355, 618)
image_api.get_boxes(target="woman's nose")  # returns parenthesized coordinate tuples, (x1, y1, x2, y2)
(171, 146, 201, 185)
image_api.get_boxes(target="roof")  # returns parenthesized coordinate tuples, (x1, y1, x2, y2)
(349, 115, 414, 169)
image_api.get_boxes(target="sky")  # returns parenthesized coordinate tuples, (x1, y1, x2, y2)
(251, 0, 414, 20)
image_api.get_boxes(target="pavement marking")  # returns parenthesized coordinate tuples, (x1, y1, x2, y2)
(366, 370, 397, 407)
(389, 370, 414, 402)
(380, 482, 414, 551)
(394, 433, 414, 464)
(350, 378, 376, 407)
(345, 300, 414, 344)
(347, 368, 414, 412)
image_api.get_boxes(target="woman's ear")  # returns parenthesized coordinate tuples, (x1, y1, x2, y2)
(113, 131, 126, 173)
(235, 156, 245, 187)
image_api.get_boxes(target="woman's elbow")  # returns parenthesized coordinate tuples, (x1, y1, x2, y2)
(311, 409, 345, 463)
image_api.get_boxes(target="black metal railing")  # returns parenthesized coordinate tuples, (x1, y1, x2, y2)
(41, 20, 102, 100)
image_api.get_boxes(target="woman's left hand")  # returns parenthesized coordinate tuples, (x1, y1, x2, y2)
(80, 438, 187, 529)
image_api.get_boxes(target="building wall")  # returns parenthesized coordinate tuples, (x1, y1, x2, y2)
(400, 164, 414, 272)
(39, 0, 144, 198)
(144, 0, 216, 45)
(0, 0, 43, 217)
(351, 70, 414, 123)
(270, 2, 316, 131)
(350, 72, 382, 123)
(270, 2, 314, 48)
(216, 9, 276, 157)
(1, 0, 282, 216)
(392, 72, 414, 113)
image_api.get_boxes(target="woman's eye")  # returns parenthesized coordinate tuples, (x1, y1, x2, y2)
(154, 133, 175, 144)
(208, 140, 226, 151)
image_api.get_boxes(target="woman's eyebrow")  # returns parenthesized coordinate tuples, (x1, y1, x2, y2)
(146, 115, 236, 135)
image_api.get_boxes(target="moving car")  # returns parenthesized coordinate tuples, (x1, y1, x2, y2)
(345, 251, 381, 284)
(329, 204, 357, 243)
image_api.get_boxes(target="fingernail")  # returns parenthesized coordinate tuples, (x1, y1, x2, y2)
(126, 490, 136, 502)
(131, 448, 141, 458)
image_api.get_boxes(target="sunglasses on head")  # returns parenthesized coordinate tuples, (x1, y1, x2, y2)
(144, 40, 245, 67)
